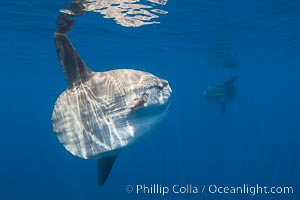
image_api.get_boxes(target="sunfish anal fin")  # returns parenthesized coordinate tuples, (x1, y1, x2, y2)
(96, 155, 117, 186)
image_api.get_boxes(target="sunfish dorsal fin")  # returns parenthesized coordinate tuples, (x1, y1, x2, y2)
(224, 76, 238, 89)
(54, 32, 92, 88)
(96, 155, 117, 186)
(221, 76, 237, 114)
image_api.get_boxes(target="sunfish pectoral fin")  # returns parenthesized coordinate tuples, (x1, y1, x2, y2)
(96, 155, 117, 186)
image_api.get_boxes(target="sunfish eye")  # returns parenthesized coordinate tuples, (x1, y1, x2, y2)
(157, 84, 163, 90)
(156, 80, 168, 90)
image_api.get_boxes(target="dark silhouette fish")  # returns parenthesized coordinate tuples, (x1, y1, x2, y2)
(203, 76, 237, 114)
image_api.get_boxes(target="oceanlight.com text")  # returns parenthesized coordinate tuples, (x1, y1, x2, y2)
(207, 184, 294, 196)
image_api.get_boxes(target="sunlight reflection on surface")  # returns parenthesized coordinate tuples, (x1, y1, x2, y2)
(83, 0, 168, 27)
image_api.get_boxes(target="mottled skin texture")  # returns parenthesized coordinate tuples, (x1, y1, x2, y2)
(52, 69, 171, 159)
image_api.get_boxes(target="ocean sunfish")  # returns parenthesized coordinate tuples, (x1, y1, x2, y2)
(52, 8, 172, 186)
(203, 76, 237, 114)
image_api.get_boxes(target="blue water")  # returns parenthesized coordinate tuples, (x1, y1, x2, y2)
(0, 0, 299, 199)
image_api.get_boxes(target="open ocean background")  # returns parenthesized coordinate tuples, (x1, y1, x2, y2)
(0, 0, 299, 199)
